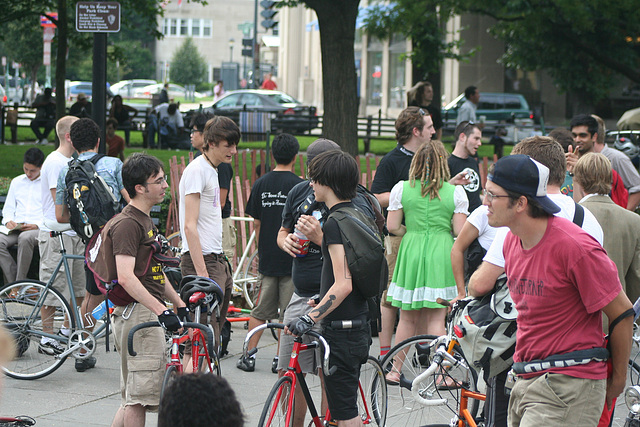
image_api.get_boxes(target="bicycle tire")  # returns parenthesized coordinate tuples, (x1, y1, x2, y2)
(630, 357, 640, 386)
(381, 334, 480, 426)
(197, 351, 221, 376)
(258, 375, 295, 427)
(160, 365, 179, 404)
(241, 250, 260, 309)
(0, 280, 75, 380)
(358, 356, 387, 426)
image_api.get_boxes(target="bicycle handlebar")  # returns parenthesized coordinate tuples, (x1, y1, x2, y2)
(128, 321, 215, 358)
(243, 323, 335, 376)
(411, 340, 464, 407)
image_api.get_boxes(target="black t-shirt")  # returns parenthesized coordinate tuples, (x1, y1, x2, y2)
(282, 181, 375, 297)
(319, 202, 369, 323)
(447, 154, 482, 212)
(245, 171, 303, 276)
(217, 163, 233, 218)
(370, 145, 414, 196)
(425, 104, 443, 132)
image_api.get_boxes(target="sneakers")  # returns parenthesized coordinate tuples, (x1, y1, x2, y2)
(38, 138, 49, 145)
(38, 340, 64, 356)
(236, 355, 255, 372)
(75, 356, 97, 372)
(271, 356, 279, 374)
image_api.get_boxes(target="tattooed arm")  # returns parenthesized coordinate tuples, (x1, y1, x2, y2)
(306, 243, 353, 323)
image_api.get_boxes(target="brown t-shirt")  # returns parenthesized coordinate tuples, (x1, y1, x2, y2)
(89, 204, 165, 304)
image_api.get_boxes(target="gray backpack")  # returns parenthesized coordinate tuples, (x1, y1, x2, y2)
(452, 274, 517, 378)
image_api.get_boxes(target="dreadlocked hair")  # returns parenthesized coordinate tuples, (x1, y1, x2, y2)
(408, 140, 451, 199)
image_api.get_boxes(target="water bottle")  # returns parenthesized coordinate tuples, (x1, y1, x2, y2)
(92, 299, 114, 320)
(294, 228, 310, 257)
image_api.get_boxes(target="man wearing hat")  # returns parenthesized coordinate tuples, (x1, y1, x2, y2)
(69, 93, 92, 118)
(484, 154, 632, 426)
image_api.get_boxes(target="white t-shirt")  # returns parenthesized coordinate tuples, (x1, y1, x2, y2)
(388, 181, 469, 215)
(155, 103, 184, 129)
(179, 155, 222, 254)
(40, 150, 75, 235)
(483, 193, 604, 268)
(467, 205, 502, 251)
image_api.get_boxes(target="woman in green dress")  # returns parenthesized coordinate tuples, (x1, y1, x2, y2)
(385, 140, 468, 384)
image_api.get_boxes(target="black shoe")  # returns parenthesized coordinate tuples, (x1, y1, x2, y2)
(75, 356, 97, 372)
(271, 356, 279, 374)
(236, 355, 255, 372)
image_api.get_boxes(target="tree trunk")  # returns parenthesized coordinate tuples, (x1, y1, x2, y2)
(302, 0, 360, 157)
(55, 0, 68, 147)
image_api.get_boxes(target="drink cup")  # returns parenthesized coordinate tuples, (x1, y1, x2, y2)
(296, 237, 310, 257)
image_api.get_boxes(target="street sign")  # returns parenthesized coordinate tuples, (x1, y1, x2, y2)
(76, 2, 120, 33)
(43, 28, 55, 42)
(41, 13, 58, 28)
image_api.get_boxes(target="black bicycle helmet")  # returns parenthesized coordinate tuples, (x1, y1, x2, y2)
(179, 275, 223, 305)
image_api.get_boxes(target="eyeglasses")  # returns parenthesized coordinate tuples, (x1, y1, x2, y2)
(485, 190, 510, 203)
(418, 108, 426, 116)
(190, 129, 202, 135)
(145, 175, 168, 186)
(461, 121, 475, 134)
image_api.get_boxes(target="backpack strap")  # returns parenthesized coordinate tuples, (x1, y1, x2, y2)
(572, 202, 584, 227)
(88, 153, 107, 165)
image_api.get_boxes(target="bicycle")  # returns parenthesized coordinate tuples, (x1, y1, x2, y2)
(0, 416, 36, 427)
(0, 226, 112, 380)
(245, 322, 387, 426)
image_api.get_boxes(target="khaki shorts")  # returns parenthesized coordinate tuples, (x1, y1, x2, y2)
(277, 292, 322, 373)
(251, 275, 295, 321)
(508, 372, 605, 426)
(38, 230, 85, 305)
(112, 303, 166, 409)
(221, 217, 237, 261)
(381, 235, 402, 308)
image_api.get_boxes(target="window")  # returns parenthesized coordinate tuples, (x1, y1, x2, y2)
(240, 94, 263, 106)
(366, 38, 383, 106)
(170, 19, 177, 36)
(216, 94, 240, 107)
(192, 19, 200, 37)
(180, 19, 188, 36)
(203, 20, 212, 37)
(162, 18, 170, 36)
(163, 17, 211, 38)
(388, 34, 406, 108)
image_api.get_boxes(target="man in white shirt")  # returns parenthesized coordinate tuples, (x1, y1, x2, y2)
(37, 116, 86, 356)
(179, 115, 240, 342)
(456, 86, 480, 126)
(0, 147, 44, 284)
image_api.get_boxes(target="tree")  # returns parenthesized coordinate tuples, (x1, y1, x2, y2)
(170, 37, 207, 87)
(1, 18, 44, 92)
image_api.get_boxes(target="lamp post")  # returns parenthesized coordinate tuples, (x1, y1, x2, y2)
(229, 38, 235, 63)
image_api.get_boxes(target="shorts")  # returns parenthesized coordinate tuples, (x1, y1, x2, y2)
(381, 235, 402, 309)
(508, 372, 605, 426)
(251, 275, 294, 321)
(85, 263, 102, 296)
(38, 230, 85, 305)
(277, 292, 322, 373)
(221, 217, 236, 261)
(322, 322, 371, 421)
(112, 303, 165, 409)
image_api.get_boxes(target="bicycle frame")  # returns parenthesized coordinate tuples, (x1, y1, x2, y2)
(230, 216, 257, 292)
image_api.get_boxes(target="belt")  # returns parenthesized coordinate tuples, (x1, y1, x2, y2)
(512, 347, 609, 375)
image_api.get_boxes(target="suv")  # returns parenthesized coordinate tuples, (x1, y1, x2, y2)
(442, 92, 534, 126)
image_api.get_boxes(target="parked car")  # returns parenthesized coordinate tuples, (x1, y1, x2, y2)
(202, 89, 319, 133)
(66, 81, 93, 102)
(442, 92, 535, 126)
(110, 79, 157, 98)
(133, 83, 204, 100)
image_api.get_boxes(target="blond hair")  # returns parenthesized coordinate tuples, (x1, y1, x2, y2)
(408, 140, 451, 199)
(55, 115, 79, 141)
(573, 152, 612, 195)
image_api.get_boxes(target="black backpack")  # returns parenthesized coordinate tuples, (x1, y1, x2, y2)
(65, 154, 120, 242)
(328, 206, 389, 331)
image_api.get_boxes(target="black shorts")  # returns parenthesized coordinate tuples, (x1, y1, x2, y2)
(85, 263, 102, 296)
(322, 322, 371, 421)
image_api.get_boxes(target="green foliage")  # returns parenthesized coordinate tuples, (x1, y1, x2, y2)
(170, 38, 207, 87)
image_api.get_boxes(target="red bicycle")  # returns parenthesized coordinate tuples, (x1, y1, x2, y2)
(244, 322, 387, 426)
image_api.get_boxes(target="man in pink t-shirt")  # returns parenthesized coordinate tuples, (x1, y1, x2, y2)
(484, 154, 633, 426)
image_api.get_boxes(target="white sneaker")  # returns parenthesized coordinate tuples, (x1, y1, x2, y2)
(39, 138, 48, 145)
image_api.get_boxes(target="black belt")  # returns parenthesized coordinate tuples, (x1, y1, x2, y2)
(512, 347, 609, 375)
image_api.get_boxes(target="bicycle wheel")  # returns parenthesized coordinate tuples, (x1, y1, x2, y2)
(358, 356, 387, 426)
(160, 365, 179, 403)
(0, 281, 75, 380)
(258, 375, 295, 427)
(241, 250, 260, 309)
(197, 351, 221, 376)
(381, 334, 479, 426)
(630, 357, 640, 386)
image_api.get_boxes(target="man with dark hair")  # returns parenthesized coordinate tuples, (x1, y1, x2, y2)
(179, 115, 240, 345)
(449, 120, 483, 212)
(69, 92, 92, 118)
(237, 133, 303, 372)
(96, 153, 186, 427)
(0, 147, 44, 285)
(106, 118, 125, 161)
(158, 83, 169, 105)
(484, 154, 632, 426)
(286, 150, 370, 427)
(55, 117, 129, 372)
(371, 106, 435, 359)
(189, 112, 236, 260)
(567, 113, 640, 210)
(30, 87, 56, 145)
(549, 127, 576, 198)
(456, 85, 480, 125)
(158, 373, 244, 427)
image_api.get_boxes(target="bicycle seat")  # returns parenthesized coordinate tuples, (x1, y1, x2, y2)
(179, 275, 223, 305)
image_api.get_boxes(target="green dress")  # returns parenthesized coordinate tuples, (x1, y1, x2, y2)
(387, 180, 458, 310)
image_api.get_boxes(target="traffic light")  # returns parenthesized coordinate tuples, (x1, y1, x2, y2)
(242, 38, 253, 57)
(260, 0, 278, 30)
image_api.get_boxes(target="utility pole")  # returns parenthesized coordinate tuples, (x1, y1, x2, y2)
(252, 0, 259, 89)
